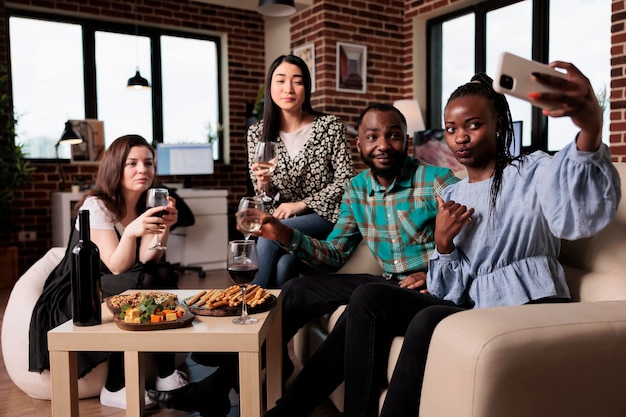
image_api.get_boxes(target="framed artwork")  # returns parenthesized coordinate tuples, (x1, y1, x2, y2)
(336, 42, 367, 93)
(293, 43, 316, 93)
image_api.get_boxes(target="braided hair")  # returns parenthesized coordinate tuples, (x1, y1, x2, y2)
(445, 72, 524, 212)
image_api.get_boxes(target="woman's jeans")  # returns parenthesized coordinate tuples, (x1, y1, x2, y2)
(253, 212, 333, 288)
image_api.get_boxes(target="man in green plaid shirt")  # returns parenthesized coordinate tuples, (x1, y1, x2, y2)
(251, 102, 459, 382)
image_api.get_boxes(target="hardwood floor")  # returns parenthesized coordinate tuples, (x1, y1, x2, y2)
(0, 269, 341, 417)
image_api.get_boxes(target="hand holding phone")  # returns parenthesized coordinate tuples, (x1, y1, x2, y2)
(492, 52, 569, 108)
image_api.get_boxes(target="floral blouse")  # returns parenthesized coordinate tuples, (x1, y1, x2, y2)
(246, 114, 355, 223)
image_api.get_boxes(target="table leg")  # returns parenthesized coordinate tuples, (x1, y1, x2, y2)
(124, 351, 145, 417)
(265, 303, 283, 408)
(239, 351, 263, 417)
(50, 350, 79, 417)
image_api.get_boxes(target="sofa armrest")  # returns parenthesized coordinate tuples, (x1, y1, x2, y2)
(420, 301, 626, 417)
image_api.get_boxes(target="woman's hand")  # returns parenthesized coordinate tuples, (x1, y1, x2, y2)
(125, 197, 178, 238)
(529, 61, 603, 151)
(434, 196, 473, 254)
(273, 201, 307, 219)
(252, 161, 272, 194)
(399, 271, 429, 293)
(158, 196, 178, 228)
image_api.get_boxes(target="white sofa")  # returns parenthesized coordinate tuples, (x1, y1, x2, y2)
(296, 162, 626, 417)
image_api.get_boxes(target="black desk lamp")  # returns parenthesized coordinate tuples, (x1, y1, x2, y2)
(56, 121, 84, 191)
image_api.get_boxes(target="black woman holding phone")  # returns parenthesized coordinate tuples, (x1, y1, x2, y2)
(263, 61, 621, 417)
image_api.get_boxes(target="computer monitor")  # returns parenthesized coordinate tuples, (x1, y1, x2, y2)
(413, 120, 523, 171)
(156, 143, 214, 188)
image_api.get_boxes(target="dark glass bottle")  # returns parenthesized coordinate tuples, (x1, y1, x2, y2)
(71, 209, 102, 326)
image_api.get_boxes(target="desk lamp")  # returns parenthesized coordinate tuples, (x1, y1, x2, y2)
(56, 121, 84, 191)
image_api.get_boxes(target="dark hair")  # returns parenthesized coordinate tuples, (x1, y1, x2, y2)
(260, 54, 323, 143)
(445, 72, 523, 212)
(356, 102, 408, 132)
(75, 134, 156, 221)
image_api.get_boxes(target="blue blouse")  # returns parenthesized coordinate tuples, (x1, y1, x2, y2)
(428, 141, 621, 308)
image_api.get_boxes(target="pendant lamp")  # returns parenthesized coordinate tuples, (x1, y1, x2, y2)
(127, 0, 151, 90)
(258, 0, 296, 17)
(127, 68, 150, 89)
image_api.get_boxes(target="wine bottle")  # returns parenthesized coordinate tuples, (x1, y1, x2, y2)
(71, 209, 102, 326)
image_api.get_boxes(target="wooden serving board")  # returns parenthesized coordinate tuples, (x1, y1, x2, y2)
(112, 303, 195, 331)
(184, 294, 277, 317)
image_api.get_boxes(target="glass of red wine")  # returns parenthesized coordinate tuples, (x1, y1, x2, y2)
(227, 239, 259, 325)
(146, 188, 169, 251)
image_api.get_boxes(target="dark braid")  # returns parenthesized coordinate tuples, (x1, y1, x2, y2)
(446, 72, 523, 213)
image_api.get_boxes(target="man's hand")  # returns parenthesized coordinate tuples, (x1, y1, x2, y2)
(399, 271, 429, 293)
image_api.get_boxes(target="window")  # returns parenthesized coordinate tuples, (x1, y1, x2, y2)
(8, 11, 223, 160)
(428, 0, 609, 152)
(9, 17, 84, 159)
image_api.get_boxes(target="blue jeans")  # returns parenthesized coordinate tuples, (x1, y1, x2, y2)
(253, 212, 333, 288)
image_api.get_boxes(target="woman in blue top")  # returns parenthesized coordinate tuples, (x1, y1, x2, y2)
(263, 61, 621, 417)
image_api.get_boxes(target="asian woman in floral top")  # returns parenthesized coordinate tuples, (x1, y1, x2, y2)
(247, 54, 355, 287)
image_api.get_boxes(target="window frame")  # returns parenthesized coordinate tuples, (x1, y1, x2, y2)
(6, 8, 224, 162)
(427, 0, 551, 153)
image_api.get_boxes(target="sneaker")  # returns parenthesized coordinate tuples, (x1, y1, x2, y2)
(156, 369, 189, 391)
(100, 386, 157, 409)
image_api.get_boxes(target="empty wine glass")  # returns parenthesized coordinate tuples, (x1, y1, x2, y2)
(237, 196, 264, 240)
(146, 188, 169, 250)
(253, 141, 278, 203)
(227, 240, 259, 325)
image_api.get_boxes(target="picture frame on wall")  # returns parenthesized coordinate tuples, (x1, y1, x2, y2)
(293, 43, 316, 93)
(336, 42, 367, 93)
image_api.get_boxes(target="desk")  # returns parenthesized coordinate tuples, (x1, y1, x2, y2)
(48, 289, 282, 417)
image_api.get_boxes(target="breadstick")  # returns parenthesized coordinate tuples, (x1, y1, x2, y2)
(251, 292, 271, 307)
(245, 285, 260, 302)
(186, 290, 206, 306)
(209, 299, 229, 309)
(197, 289, 216, 307)
(209, 290, 224, 303)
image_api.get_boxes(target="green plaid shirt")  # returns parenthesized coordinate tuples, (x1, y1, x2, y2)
(284, 156, 459, 275)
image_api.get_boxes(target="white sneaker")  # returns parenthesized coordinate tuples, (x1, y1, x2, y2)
(155, 369, 189, 391)
(100, 386, 157, 409)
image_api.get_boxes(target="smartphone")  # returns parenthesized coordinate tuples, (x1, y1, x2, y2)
(492, 52, 568, 107)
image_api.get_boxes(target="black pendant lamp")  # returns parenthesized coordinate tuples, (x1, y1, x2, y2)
(258, 0, 296, 17)
(127, 68, 150, 90)
(127, 0, 151, 90)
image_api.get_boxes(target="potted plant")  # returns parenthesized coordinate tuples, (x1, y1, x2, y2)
(0, 68, 35, 287)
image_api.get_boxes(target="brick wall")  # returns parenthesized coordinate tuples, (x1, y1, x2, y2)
(3, 0, 625, 274)
(612, 0, 626, 161)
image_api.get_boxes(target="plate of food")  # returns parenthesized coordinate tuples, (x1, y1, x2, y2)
(183, 284, 276, 317)
(105, 291, 195, 331)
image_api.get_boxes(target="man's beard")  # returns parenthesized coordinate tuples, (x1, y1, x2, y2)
(360, 149, 406, 180)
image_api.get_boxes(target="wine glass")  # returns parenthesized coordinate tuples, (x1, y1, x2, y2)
(227, 240, 259, 325)
(146, 188, 169, 251)
(253, 141, 278, 203)
(237, 196, 264, 240)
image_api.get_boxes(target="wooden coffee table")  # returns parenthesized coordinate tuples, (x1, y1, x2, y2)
(47, 289, 282, 417)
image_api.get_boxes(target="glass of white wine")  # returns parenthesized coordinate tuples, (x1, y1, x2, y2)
(146, 188, 169, 250)
(236, 196, 264, 240)
(253, 141, 278, 203)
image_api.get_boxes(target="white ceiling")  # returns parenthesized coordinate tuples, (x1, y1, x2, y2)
(192, 0, 313, 13)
